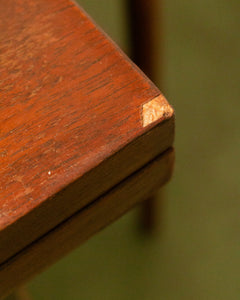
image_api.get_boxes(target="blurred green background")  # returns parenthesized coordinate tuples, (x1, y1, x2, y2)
(28, 0, 240, 299)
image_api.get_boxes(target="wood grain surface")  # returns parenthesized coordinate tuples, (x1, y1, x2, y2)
(0, 149, 174, 299)
(0, 0, 174, 266)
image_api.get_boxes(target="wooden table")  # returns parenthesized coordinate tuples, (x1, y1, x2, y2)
(0, 0, 174, 298)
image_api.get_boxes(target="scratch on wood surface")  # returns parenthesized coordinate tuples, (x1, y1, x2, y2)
(142, 95, 174, 127)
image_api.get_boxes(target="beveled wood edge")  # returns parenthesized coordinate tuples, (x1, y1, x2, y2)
(0, 148, 174, 298)
(0, 115, 174, 265)
(72, 0, 159, 89)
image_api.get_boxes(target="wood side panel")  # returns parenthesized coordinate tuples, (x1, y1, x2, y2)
(0, 117, 174, 265)
(0, 149, 174, 299)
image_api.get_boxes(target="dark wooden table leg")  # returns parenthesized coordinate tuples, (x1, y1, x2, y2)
(126, 0, 160, 81)
(127, 0, 164, 232)
(140, 191, 164, 233)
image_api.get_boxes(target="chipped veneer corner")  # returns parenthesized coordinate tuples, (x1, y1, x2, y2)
(142, 94, 174, 127)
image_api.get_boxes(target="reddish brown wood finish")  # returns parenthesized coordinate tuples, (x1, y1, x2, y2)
(0, 0, 174, 272)
(0, 149, 174, 298)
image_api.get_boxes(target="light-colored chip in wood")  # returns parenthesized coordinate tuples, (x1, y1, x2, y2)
(142, 95, 174, 127)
